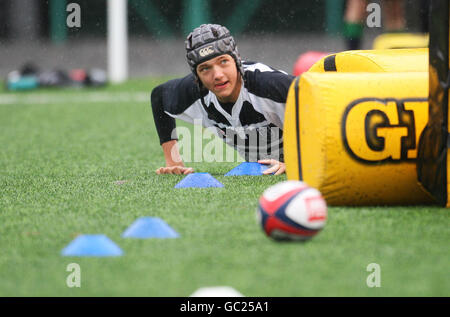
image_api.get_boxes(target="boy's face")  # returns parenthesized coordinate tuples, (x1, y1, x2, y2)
(196, 54, 241, 103)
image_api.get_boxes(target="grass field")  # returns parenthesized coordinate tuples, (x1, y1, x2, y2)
(0, 79, 448, 297)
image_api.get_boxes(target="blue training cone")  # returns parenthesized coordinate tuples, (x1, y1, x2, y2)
(174, 173, 224, 188)
(61, 234, 123, 257)
(225, 162, 269, 176)
(122, 217, 180, 239)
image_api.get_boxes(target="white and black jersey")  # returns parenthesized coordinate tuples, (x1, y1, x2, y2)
(151, 61, 295, 162)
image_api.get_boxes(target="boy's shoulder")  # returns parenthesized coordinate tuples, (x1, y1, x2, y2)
(242, 61, 295, 102)
(242, 61, 288, 74)
(152, 73, 207, 115)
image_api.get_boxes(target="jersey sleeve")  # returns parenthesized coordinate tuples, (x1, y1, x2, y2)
(243, 64, 296, 103)
(150, 73, 202, 145)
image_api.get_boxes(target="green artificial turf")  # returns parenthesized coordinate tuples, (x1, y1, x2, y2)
(0, 79, 448, 296)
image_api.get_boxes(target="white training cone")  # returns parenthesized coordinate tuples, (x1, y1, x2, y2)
(190, 286, 244, 297)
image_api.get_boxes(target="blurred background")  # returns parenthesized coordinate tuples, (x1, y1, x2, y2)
(0, 0, 430, 80)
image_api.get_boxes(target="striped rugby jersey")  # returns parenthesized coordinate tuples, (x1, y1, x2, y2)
(151, 61, 295, 162)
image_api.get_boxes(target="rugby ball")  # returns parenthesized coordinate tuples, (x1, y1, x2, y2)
(257, 181, 327, 241)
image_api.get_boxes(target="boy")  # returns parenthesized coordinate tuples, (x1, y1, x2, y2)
(151, 24, 295, 175)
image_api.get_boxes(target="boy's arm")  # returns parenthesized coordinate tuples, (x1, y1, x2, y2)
(151, 75, 199, 174)
(150, 84, 178, 146)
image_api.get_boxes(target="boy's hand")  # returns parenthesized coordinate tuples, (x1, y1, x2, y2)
(157, 140, 193, 174)
(156, 166, 194, 175)
(258, 159, 286, 175)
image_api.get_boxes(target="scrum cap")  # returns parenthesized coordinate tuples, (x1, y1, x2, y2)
(185, 24, 243, 78)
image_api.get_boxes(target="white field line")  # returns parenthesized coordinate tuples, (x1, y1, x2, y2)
(0, 91, 149, 105)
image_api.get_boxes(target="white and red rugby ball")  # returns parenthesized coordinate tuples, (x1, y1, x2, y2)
(257, 181, 327, 241)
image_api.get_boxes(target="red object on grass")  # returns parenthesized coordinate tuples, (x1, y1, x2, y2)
(70, 69, 87, 82)
(292, 51, 331, 76)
